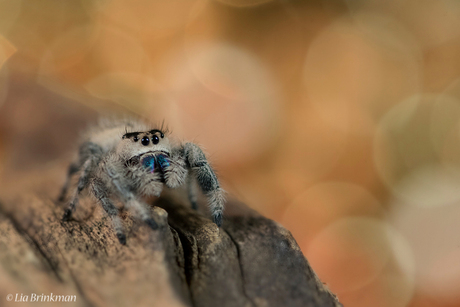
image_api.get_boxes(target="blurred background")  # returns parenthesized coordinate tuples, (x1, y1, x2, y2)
(0, 0, 460, 306)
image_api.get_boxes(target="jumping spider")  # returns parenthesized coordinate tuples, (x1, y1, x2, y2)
(59, 118, 225, 244)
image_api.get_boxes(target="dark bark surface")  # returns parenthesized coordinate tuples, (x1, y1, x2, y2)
(0, 169, 341, 307)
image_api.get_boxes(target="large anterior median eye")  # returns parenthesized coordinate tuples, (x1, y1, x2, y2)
(152, 135, 160, 144)
(141, 136, 150, 146)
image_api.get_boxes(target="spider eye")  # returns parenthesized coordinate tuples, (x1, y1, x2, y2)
(141, 137, 150, 146)
(160, 133, 164, 138)
(152, 135, 160, 145)
(133, 136, 138, 142)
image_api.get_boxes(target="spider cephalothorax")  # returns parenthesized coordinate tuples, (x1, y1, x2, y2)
(59, 118, 225, 244)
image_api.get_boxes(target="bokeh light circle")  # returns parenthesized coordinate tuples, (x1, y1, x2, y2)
(344, 0, 460, 47)
(303, 13, 421, 135)
(375, 94, 460, 206)
(95, 27, 151, 75)
(282, 181, 384, 251)
(390, 191, 460, 302)
(84, 72, 167, 113)
(306, 217, 392, 294)
(39, 24, 101, 75)
(186, 42, 278, 103)
(273, 106, 348, 180)
(99, 0, 199, 39)
(163, 42, 281, 165)
(339, 271, 416, 307)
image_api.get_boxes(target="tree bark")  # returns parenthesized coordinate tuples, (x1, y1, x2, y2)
(0, 167, 341, 307)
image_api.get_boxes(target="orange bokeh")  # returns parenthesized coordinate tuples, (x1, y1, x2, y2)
(1, 1, 460, 306)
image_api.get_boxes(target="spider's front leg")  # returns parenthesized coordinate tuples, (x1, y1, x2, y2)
(58, 162, 79, 202)
(90, 177, 127, 244)
(183, 142, 225, 227)
(61, 142, 104, 220)
(104, 160, 159, 232)
(91, 156, 159, 245)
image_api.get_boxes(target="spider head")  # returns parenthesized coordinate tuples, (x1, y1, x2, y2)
(119, 129, 170, 159)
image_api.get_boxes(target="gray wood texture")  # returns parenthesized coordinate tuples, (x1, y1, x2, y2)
(0, 179, 341, 307)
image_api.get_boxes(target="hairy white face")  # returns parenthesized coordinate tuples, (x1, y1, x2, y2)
(117, 129, 170, 160)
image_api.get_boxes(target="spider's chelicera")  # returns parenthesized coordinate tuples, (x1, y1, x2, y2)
(59, 119, 225, 244)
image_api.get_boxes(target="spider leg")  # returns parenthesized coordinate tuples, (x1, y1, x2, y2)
(184, 142, 225, 227)
(58, 162, 79, 202)
(90, 177, 126, 245)
(105, 165, 159, 231)
(187, 174, 198, 210)
(62, 159, 91, 221)
(62, 142, 104, 221)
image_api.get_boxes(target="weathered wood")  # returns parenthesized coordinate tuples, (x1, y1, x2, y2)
(0, 168, 341, 307)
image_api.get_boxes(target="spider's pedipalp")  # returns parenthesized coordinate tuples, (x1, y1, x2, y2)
(162, 153, 188, 189)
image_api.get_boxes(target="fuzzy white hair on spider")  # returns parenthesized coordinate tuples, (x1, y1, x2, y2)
(59, 118, 225, 244)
